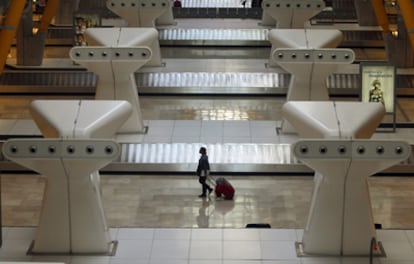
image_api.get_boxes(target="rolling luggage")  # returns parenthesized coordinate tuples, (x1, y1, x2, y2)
(208, 176, 235, 200)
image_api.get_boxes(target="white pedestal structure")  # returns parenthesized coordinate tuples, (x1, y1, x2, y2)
(273, 48, 355, 102)
(282, 101, 385, 139)
(2, 139, 121, 254)
(274, 49, 355, 133)
(282, 101, 410, 256)
(70, 30, 155, 133)
(293, 139, 410, 256)
(268, 29, 343, 66)
(1, 100, 132, 254)
(261, 0, 325, 28)
(30, 100, 133, 139)
(106, 0, 175, 27)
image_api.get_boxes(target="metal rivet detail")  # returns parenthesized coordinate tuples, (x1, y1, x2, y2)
(338, 145, 346, 154)
(67, 145, 75, 154)
(86, 145, 94, 154)
(357, 145, 365, 154)
(48, 145, 56, 153)
(105, 146, 114, 154)
(376, 146, 384, 154)
(29, 145, 37, 153)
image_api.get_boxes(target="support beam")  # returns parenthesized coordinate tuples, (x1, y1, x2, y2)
(38, 0, 59, 33)
(0, 0, 26, 73)
(398, 0, 414, 51)
(371, 0, 390, 33)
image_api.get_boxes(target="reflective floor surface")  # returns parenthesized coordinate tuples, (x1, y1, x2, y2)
(1, 227, 414, 264)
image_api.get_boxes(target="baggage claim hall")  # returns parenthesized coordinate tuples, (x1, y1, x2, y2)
(2, 0, 414, 263)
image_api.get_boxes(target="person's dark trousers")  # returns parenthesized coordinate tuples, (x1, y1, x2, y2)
(199, 176, 212, 196)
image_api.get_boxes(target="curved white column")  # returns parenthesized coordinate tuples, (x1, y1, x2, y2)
(30, 100, 132, 138)
(293, 139, 410, 256)
(275, 49, 355, 133)
(261, 0, 325, 27)
(70, 46, 151, 133)
(106, 0, 175, 27)
(282, 101, 404, 256)
(2, 139, 120, 254)
(268, 29, 343, 66)
(84, 27, 162, 67)
(281, 101, 385, 138)
(273, 49, 355, 102)
(17, 100, 132, 254)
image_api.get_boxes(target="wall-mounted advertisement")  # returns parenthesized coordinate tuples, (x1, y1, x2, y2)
(360, 63, 395, 114)
(360, 62, 396, 131)
(73, 13, 101, 46)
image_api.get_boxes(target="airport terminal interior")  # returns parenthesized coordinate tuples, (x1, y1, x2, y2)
(2, 0, 414, 263)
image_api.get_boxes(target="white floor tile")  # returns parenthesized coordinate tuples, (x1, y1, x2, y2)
(148, 120, 175, 127)
(31, 255, 71, 263)
(0, 239, 33, 258)
(191, 228, 223, 240)
(261, 241, 298, 260)
(115, 134, 144, 143)
(261, 260, 301, 264)
(0, 119, 17, 134)
(340, 258, 381, 264)
(143, 136, 172, 143)
(222, 136, 251, 143)
(112, 240, 152, 259)
(223, 241, 261, 259)
(175, 120, 202, 127)
(295, 230, 304, 241)
(5, 227, 36, 240)
(190, 260, 222, 264)
(200, 136, 223, 143)
(201, 120, 224, 128)
(146, 126, 174, 137)
(405, 230, 414, 246)
(110, 258, 148, 264)
(250, 126, 277, 138)
(253, 137, 280, 143)
(154, 228, 192, 240)
(300, 257, 341, 264)
(172, 136, 201, 143)
(223, 126, 250, 138)
(223, 229, 260, 241)
(223, 260, 262, 263)
(190, 240, 222, 259)
(8, 120, 38, 135)
(70, 256, 110, 264)
(150, 259, 188, 264)
(379, 260, 413, 264)
(150, 239, 190, 259)
(201, 126, 224, 137)
(116, 228, 154, 240)
(173, 126, 201, 137)
(260, 229, 297, 241)
(377, 229, 409, 242)
(380, 240, 414, 260)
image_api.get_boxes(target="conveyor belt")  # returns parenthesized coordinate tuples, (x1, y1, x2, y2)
(158, 28, 269, 46)
(158, 28, 384, 47)
(45, 25, 384, 48)
(2, 71, 414, 96)
(0, 71, 96, 94)
(111, 142, 302, 173)
(135, 72, 291, 94)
